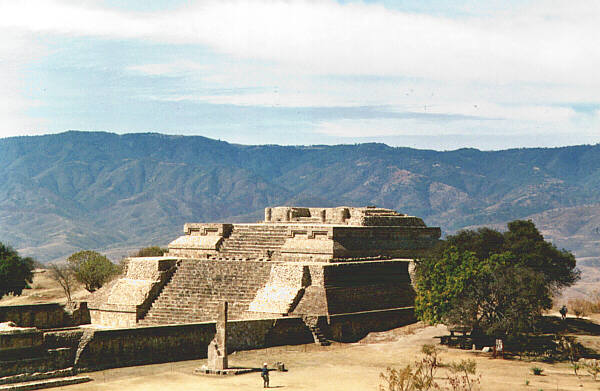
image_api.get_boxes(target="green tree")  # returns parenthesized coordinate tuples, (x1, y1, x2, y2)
(0, 243, 34, 299)
(414, 220, 579, 337)
(133, 246, 166, 257)
(503, 220, 578, 290)
(67, 250, 119, 292)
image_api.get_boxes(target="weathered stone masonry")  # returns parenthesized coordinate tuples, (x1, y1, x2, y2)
(89, 206, 440, 337)
(1, 206, 439, 379)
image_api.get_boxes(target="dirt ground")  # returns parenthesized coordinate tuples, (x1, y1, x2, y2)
(55, 324, 600, 391)
(0, 269, 90, 306)
(5, 272, 600, 390)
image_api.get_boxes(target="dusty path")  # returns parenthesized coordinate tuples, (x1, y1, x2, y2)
(62, 324, 598, 391)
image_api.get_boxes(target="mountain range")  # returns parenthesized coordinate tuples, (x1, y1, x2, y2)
(1, 131, 599, 295)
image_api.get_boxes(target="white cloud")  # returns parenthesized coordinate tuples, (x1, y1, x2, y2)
(313, 106, 596, 140)
(0, 0, 599, 146)
(0, 29, 48, 137)
(1, 0, 599, 85)
(127, 60, 207, 76)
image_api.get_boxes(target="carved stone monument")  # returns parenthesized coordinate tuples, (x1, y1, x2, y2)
(207, 301, 228, 370)
(196, 301, 254, 375)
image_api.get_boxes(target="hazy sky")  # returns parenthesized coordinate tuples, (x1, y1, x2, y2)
(1, 0, 599, 150)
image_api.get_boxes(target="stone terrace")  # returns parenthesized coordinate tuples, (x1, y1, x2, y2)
(138, 259, 273, 325)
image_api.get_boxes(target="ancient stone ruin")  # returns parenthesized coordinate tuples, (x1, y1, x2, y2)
(89, 206, 440, 341)
(0, 206, 440, 386)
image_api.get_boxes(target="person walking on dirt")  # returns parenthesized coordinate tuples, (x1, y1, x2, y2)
(261, 363, 269, 388)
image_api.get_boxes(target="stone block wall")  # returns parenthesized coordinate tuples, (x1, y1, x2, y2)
(0, 347, 72, 378)
(76, 317, 313, 371)
(0, 304, 87, 329)
(277, 225, 440, 261)
(0, 324, 75, 378)
(0, 328, 42, 353)
(322, 261, 415, 314)
(330, 226, 441, 259)
(327, 308, 416, 342)
(76, 323, 214, 371)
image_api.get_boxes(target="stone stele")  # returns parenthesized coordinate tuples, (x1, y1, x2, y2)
(207, 301, 228, 370)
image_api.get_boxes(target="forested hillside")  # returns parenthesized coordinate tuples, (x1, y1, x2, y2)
(1, 131, 600, 278)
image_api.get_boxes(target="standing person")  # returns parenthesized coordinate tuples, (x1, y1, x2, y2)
(560, 305, 568, 320)
(261, 363, 269, 388)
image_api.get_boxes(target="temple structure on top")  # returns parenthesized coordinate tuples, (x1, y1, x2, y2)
(88, 206, 440, 341)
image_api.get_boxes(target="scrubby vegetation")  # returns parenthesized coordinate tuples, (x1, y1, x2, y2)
(48, 262, 77, 304)
(379, 344, 480, 391)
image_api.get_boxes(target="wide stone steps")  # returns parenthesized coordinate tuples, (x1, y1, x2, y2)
(138, 259, 272, 326)
(217, 225, 289, 258)
(221, 238, 287, 244)
(219, 248, 278, 254)
(228, 228, 287, 232)
(221, 237, 286, 245)
(220, 244, 283, 251)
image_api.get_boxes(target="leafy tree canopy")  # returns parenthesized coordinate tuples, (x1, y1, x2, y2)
(67, 250, 119, 292)
(0, 242, 34, 299)
(414, 220, 579, 337)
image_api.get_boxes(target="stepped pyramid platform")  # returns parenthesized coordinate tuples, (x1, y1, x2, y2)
(89, 206, 440, 339)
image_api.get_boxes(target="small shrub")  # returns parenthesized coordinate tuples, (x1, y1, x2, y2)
(379, 365, 416, 391)
(531, 367, 543, 376)
(568, 298, 590, 318)
(563, 292, 600, 317)
(379, 344, 441, 391)
(447, 359, 480, 391)
(421, 344, 441, 378)
(525, 379, 530, 386)
(580, 358, 600, 380)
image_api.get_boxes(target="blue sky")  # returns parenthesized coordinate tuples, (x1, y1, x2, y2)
(0, 0, 598, 150)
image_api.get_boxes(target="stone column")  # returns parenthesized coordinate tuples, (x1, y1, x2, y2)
(208, 301, 228, 370)
(265, 208, 272, 222)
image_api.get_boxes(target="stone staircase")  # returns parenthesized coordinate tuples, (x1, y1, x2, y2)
(138, 259, 273, 325)
(218, 225, 289, 258)
(302, 316, 331, 346)
(308, 325, 331, 346)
